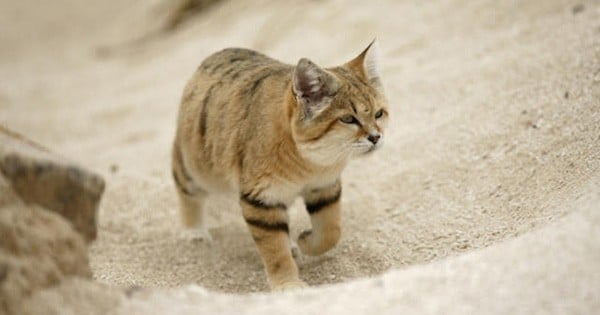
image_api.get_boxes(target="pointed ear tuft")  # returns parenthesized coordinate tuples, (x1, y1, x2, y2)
(293, 58, 340, 119)
(347, 39, 381, 84)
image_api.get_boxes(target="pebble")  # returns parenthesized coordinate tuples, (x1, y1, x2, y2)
(109, 164, 119, 173)
(572, 4, 584, 14)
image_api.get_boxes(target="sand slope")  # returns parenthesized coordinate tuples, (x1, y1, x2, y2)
(1, 0, 598, 302)
(111, 177, 600, 314)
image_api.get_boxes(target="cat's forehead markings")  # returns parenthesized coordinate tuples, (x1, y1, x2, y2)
(333, 66, 376, 113)
(349, 100, 358, 114)
(353, 101, 370, 114)
(350, 79, 374, 106)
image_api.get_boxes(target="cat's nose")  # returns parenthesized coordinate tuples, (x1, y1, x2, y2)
(367, 133, 381, 144)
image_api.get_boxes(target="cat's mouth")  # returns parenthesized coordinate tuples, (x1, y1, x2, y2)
(364, 145, 378, 154)
(359, 144, 380, 155)
(351, 140, 382, 157)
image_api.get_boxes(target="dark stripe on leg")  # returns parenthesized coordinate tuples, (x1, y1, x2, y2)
(172, 170, 193, 196)
(245, 218, 289, 233)
(237, 147, 245, 172)
(306, 189, 341, 214)
(241, 192, 287, 210)
(198, 84, 216, 137)
(174, 144, 193, 182)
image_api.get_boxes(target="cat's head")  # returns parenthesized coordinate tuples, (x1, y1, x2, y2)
(290, 40, 389, 166)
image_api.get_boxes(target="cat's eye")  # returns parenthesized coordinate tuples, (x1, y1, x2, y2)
(340, 115, 359, 125)
(375, 109, 384, 119)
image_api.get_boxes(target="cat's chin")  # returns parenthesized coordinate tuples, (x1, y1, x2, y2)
(363, 146, 379, 155)
(365, 146, 378, 154)
(349, 145, 379, 158)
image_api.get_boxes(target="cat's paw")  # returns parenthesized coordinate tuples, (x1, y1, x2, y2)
(180, 227, 213, 243)
(297, 228, 340, 256)
(297, 229, 314, 255)
(272, 280, 308, 292)
(290, 239, 300, 258)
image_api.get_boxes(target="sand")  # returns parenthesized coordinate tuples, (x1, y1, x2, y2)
(1, 0, 598, 298)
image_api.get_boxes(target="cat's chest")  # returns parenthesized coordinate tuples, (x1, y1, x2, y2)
(262, 164, 344, 205)
(302, 168, 343, 192)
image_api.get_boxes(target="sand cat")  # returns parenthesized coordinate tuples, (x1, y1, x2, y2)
(172, 41, 388, 291)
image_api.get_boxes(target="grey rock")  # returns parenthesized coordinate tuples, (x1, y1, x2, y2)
(0, 204, 91, 315)
(0, 126, 105, 242)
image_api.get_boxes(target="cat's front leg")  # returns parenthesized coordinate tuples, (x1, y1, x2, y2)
(299, 180, 342, 256)
(239, 192, 307, 291)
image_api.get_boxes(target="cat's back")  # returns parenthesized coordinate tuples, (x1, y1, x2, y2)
(196, 48, 289, 82)
(179, 47, 293, 130)
(178, 48, 292, 124)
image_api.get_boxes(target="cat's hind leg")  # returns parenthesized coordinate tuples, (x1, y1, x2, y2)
(172, 144, 212, 242)
(176, 187, 212, 242)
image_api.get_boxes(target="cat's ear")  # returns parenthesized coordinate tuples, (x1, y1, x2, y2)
(293, 58, 340, 120)
(346, 39, 381, 84)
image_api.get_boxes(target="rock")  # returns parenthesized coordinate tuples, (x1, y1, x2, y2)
(0, 127, 106, 313)
(0, 204, 91, 315)
(162, 0, 224, 31)
(571, 4, 584, 15)
(0, 126, 105, 242)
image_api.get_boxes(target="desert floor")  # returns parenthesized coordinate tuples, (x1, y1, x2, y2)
(1, 0, 599, 296)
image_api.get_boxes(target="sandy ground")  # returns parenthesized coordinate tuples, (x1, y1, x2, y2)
(1, 0, 599, 295)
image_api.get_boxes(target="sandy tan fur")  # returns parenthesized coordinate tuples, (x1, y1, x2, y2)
(172, 42, 388, 290)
